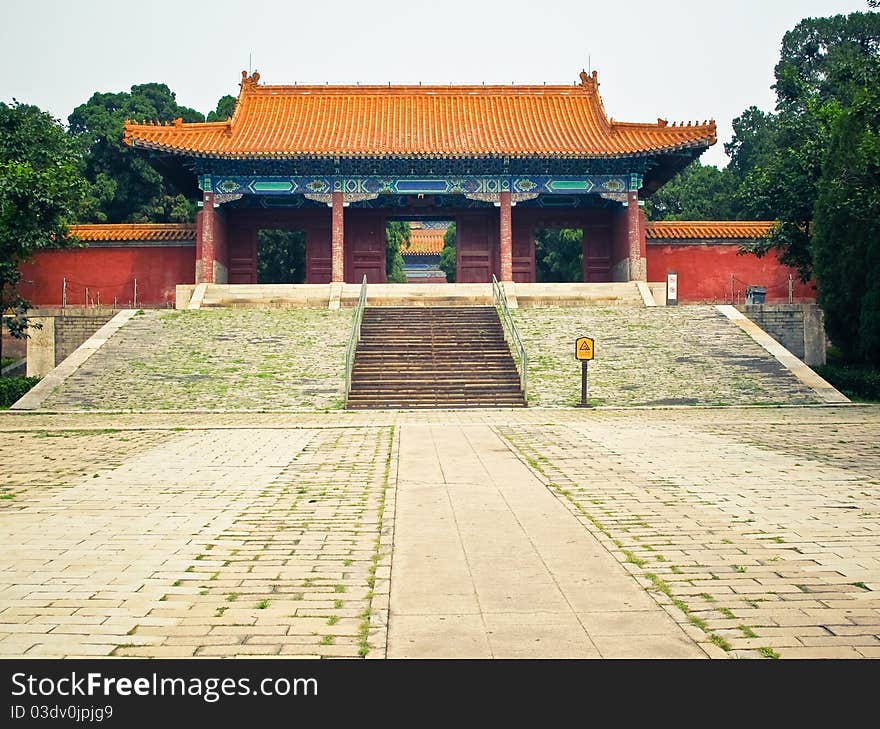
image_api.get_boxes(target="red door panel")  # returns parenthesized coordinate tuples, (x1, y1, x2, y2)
(457, 213, 495, 283)
(228, 227, 256, 284)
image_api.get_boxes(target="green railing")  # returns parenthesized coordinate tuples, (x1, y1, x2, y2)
(344, 275, 368, 405)
(492, 275, 528, 401)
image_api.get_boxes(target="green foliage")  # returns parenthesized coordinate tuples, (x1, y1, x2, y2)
(385, 221, 409, 283)
(645, 160, 745, 221)
(1, 101, 88, 361)
(730, 11, 880, 280)
(812, 81, 880, 364)
(68, 83, 204, 224)
(439, 223, 456, 282)
(814, 363, 880, 401)
(0, 376, 39, 408)
(535, 228, 582, 282)
(206, 95, 237, 122)
(257, 229, 306, 283)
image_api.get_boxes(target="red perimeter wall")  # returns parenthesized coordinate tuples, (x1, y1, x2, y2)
(646, 243, 816, 303)
(19, 246, 195, 308)
(18, 240, 816, 306)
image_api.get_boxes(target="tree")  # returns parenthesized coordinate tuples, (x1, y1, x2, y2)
(0, 101, 88, 364)
(385, 221, 409, 283)
(725, 106, 776, 179)
(206, 95, 237, 122)
(812, 82, 880, 364)
(733, 12, 880, 280)
(439, 223, 456, 282)
(645, 160, 744, 221)
(257, 230, 306, 283)
(68, 83, 204, 223)
(535, 228, 583, 282)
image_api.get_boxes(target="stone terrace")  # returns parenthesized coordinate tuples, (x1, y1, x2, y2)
(33, 304, 820, 412)
(41, 308, 353, 411)
(512, 305, 819, 407)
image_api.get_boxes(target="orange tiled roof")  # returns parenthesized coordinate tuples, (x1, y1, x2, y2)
(403, 227, 446, 255)
(646, 221, 775, 240)
(123, 70, 716, 160)
(70, 224, 196, 242)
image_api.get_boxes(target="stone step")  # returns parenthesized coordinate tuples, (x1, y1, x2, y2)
(348, 304, 525, 409)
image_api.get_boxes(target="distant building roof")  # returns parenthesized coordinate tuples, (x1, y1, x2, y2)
(403, 225, 446, 256)
(123, 70, 716, 161)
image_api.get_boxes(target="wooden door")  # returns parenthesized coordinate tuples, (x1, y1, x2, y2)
(456, 213, 495, 283)
(227, 227, 256, 284)
(583, 223, 612, 282)
(345, 212, 386, 283)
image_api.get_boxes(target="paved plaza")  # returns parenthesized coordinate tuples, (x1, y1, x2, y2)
(1, 406, 878, 658)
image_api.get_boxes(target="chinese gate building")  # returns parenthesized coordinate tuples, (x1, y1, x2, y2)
(20, 70, 815, 307)
(122, 70, 716, 287)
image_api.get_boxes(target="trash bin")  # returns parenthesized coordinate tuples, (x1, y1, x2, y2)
(745, 285, 766, 305)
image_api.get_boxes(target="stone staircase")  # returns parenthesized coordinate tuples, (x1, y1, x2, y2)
(347, 307, 527, 409)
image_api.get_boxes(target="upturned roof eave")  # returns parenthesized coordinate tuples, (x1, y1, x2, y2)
(128, 139, 713, 163)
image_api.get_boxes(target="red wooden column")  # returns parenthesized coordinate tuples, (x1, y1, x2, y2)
(499, 190, 513, 282)
(331, 191, 344, 283)
(197, 191, 216, 284)
(627, 190, 647, 281)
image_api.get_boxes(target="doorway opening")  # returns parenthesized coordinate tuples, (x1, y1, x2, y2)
(257, 229, 306, 283)
(535, 228, 583, 283)
(386, 218, 455, 283)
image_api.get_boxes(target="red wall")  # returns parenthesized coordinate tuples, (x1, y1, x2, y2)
(647, 243, 816, 303)
(19, 246, 195, 307)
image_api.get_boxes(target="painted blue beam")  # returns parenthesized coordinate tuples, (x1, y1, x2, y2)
(199, 174, 644, 196)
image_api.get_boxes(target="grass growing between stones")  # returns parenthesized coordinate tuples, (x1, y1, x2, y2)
(503, 427, 755, 658)
(42, 308, 354, 411)
(357, 424, 395, 658)
(510, 305, 819, 407)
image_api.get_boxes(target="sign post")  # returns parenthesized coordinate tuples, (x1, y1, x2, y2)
(575, 336, 595, 408)
(666, 270, 678, 306)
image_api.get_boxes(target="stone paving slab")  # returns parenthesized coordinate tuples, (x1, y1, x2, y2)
(0, 406, 878, 659)
(0, 426, 393, 658)
(387, 424, 706, 658)
(498, 413, 880, 659)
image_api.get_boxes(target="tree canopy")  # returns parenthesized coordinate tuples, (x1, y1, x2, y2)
(257, 230, 306, 284)
(812, 78, 880, 364)
(206, 95, 237, 122)
(0, 101, 89, 358)
(645, 160, 744, 222)
(535, 228, 583, 283)
(439, 223, 456, 283)
(733, 11, 880, 280)
(385, 222, 409, 283)
(68, 83, 204, 224)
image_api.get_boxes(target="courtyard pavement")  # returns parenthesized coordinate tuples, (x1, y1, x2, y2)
(1, 406, 878, 659)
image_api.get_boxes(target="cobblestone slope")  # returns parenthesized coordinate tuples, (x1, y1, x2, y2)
(512, 305, 819, 407)
(41, 309, 353, 411)
(39, 304, 818, 410)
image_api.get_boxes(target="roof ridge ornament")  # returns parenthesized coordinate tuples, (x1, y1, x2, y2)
(578, 69, 598, 90)
(241, 69, 261, 90)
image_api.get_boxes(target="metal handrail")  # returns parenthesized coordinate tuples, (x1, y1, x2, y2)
(492, 275, 528, 401)
(344, 275, 368, 404)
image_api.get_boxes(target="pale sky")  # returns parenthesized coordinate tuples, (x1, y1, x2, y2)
(0, 0, 872, 167)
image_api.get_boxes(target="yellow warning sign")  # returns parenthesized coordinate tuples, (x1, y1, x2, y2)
(575, 336, 595, 361)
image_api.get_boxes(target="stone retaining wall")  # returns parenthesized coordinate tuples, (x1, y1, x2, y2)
(738, 304, 825, 366)
(26, 309, 116, 377)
